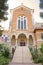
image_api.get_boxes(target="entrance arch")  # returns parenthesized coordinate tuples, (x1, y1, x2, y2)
(29, 35, 33, 47)
(11, 35, 16, 45)
(18, 33, 27, 46)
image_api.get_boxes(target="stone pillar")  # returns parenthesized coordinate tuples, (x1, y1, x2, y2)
(27, 38, 29, 47)
(16, 39, 17, 47)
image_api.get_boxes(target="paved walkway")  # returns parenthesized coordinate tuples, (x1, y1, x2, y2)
(9, 46, 41, 65)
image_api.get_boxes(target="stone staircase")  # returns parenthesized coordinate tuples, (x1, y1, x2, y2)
(9, 46, 41, 65)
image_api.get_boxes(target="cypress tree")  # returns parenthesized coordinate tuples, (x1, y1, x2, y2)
(0, 0, 8, 21)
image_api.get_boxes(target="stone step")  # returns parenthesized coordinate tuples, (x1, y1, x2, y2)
(9, 46, 41, 65)
(9, 62, 41, 65)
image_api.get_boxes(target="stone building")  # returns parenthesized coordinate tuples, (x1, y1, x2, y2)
(3, 4, 43, 49)
(9, 5, 43, 47)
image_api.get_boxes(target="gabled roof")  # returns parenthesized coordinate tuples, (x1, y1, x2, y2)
(33, 23, 43, 32)
(10, 3, 34, 12)
(34, 23, 43, 29)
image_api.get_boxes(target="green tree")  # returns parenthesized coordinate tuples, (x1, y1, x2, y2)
(0, 30, 3, 36)
(0, 25, 3, 36)
(0, 0, 8, 22)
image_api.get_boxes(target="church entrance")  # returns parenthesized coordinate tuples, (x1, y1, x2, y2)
(20, 41, 25, 46)
(18, 33, 27, 46)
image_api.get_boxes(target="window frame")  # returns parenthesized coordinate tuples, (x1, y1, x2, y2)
(17, 16, 27, 30)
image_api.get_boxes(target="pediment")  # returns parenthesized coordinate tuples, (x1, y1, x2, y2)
(10, 4, 34, 14)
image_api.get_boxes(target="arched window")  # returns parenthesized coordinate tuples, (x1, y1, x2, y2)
(17, 16, 27, 30)
(18, 20, 20, 29)
(24, 19, 26, 29)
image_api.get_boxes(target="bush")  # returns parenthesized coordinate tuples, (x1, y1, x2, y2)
(0, 44, 10, 65)
(0, 55, 10, 65)
(40, 44, 43, 65)
(0, 44, 10, 58)
(40, 44, 43, 53)
(29, 47, 41, 63)
(29, 45, 43, 64)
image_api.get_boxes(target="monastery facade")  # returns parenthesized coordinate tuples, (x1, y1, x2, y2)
(9, 5, 43, 46)
(3, 4, 43, 49)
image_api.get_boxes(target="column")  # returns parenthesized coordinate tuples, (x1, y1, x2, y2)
(27, 38, 29, 47)
(16, 39, 17, 47)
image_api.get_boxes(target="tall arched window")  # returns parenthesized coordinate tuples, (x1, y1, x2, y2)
(18, 19, 20, 29)
(17, 16, 27, 30)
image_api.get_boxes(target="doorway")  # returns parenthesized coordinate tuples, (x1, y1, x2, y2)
(20, 41, 25, 46)
(18, 33, 27, 46)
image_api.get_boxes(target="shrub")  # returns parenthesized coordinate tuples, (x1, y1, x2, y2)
(29, 45, 43, 64)
(30, 47, 38, 59)
(0, 43, 10, 65)
(29, 47, 41, 63)
(40, 44, 43, 53)
(0, 55, 10, 65)
(0, 44, 10, 58)
(40, 44, 43, 65)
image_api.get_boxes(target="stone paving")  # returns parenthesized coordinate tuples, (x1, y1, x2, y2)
(9, 46, 41, 65)
(9, 63, 41, 65)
